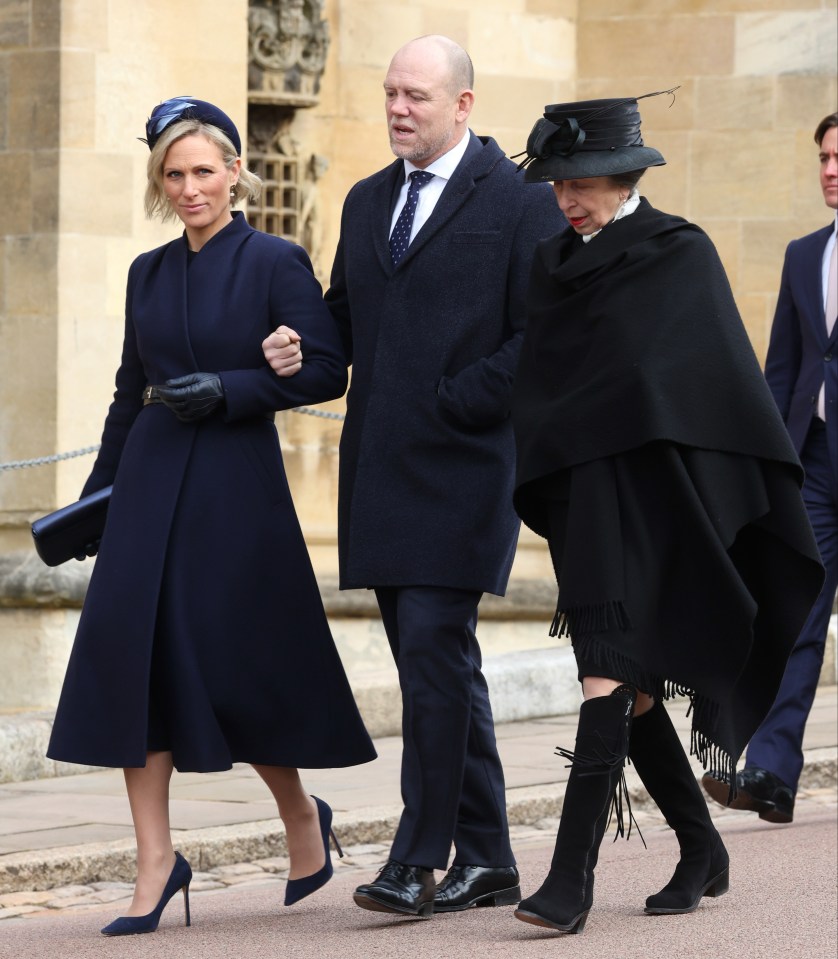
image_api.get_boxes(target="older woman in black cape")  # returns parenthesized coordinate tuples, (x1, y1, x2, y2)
(509, 92, 823, 935)
(47, 98, 375, 936)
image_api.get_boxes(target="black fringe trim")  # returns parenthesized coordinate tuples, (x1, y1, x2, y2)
(555, 737, 645, 848)
(550, 599, 632, 638)
(609, 768, 646, 848)
(663, 682, 736, 798)
(571, 634, 666, 702)
(555, 633, 738, 799)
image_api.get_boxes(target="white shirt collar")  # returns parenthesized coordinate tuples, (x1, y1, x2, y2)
(402, 129, 471, 183)
(583, 188, 642, 243)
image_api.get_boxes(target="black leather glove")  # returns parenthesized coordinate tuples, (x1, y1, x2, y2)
(157, 373, 225, 422)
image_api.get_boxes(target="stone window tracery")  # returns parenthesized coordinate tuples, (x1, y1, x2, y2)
(245, 0, 329, 267)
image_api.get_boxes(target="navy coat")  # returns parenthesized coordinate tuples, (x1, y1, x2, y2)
(326, 134, 566, 595)
(765, 223, 838, 478)
(48, 213, 376, 772)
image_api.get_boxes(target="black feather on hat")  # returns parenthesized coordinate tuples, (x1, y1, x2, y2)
(516, 88, 678, 182)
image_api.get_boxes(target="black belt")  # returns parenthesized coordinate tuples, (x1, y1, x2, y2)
(142, 385, 164, 406)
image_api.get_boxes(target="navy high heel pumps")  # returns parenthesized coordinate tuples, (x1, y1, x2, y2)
(101, 851, 192, 936)
(284, 796, 343, 906)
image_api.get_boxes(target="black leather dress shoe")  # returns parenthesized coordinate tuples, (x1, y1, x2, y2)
(353, 860, 436, 916)
(433, 864, 521, 912)
(702, 766, 795, 823)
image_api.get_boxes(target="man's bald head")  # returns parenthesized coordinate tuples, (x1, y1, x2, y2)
(391, 35, 474, 96)
(384, 35, 476, 168)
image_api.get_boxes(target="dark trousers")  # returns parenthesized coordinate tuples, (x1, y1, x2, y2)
(374, 586, 514, 870)
(746, 418, 838, 791)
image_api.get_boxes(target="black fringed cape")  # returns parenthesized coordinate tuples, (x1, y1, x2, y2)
(512, 199, 824, 784)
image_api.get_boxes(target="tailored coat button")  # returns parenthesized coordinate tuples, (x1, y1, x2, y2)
(825, 353, 833, 361)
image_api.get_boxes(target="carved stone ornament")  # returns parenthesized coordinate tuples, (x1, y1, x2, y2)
(247, 105, 296, 154)
(248, 0, 329, 105)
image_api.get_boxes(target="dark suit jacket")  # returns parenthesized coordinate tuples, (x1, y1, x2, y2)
(326, 133, 566, 595)
(765, 223, 837, 477)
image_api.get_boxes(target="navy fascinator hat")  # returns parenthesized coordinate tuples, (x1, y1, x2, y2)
(141, 96, 242, 155)
(516, 87, 678, 182)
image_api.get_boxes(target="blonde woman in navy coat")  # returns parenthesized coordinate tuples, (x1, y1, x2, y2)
(47, 98, 375, 936)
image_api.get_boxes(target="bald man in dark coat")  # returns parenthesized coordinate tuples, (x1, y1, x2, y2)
(265, 35, 565, 916)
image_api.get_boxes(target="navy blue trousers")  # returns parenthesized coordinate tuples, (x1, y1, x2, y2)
(746, 418, 837, 791)
(374, 586, 514, 870)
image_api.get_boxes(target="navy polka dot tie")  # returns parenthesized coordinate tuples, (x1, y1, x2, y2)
(389, 170, 435, 266)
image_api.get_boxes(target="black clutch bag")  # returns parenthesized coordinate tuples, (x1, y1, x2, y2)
(31, 485, 113, 567)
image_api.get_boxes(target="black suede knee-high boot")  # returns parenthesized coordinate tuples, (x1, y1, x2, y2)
(629, 700, 729, 914)
(514, 684, 636, 935)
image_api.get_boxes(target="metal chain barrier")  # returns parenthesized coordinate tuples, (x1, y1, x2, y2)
(0, 406, 345, 472)
(290, 406, 345, 421)
(0, 446, 102, 473)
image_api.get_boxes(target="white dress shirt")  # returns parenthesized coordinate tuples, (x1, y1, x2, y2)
(389, 131, 472, 244)
(821, 216, 837, 311)
(817, 216, 837, 420)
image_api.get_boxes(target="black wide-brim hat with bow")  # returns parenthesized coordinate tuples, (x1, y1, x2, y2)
(518, 89, 676, 182)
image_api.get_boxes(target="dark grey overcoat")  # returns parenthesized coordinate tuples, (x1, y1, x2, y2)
(47, 213, 376, 772)
(326, 134, 566, 595)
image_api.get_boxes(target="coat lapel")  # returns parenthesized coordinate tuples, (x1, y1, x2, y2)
(139, 237, 199, 376)
(797, 226, 833, 346)
(394, 134, 497, 268)
(187, 214, 256, 368)
(370, 161, 404, 275)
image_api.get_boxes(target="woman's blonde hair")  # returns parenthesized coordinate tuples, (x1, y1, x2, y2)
(144, 119, 262, 222)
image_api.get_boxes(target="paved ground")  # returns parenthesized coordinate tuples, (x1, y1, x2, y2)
(0, 687, 835, 957)
(0, 799, 835, 959)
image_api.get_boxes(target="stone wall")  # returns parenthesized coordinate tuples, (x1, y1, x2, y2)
(1, 0, 62, 547)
